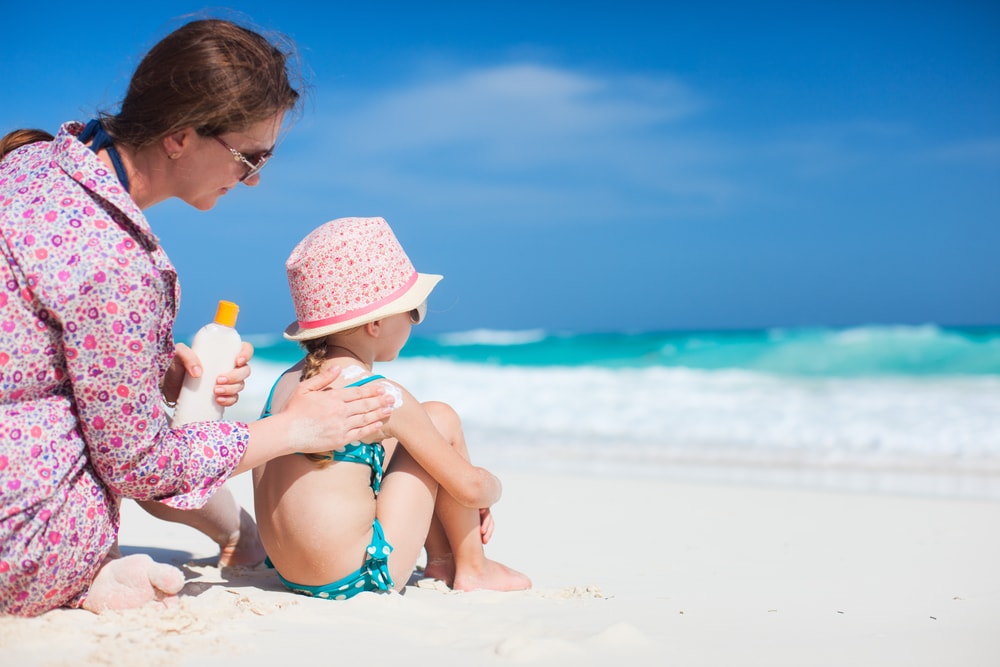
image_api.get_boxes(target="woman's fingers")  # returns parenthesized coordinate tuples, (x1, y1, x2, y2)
(173, 342, 201, 376)
(298, 363, 342, 391)
(213, 381, 246, 406)
(235, 341, 254, 367)
(160, 343, 193, 404)
(286, 366, 395, 452)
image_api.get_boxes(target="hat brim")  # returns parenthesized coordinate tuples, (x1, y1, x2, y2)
(283, 273, 443, 341)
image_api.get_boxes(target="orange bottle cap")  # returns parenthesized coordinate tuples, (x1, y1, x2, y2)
(214, 300, 239, 328)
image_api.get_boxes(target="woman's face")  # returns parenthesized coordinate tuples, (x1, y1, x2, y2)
(177, 111, 285, 211)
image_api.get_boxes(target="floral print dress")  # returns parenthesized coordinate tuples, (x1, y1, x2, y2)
(0, 122, 249, 616)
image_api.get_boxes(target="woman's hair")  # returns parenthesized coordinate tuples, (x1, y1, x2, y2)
(0, 129, 54, 159)
(103, 19, 303, 148)
(1, 18, 303, 158)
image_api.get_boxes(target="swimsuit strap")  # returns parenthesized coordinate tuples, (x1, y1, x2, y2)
(79, 119, 130, 193)
(260, 378, 280, 418)
(260, 373, 386, 419)
(347, 374, 386, 388)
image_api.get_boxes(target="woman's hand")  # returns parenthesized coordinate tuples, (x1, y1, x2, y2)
(161, 341, 254, 407)
(280, 365, 395, 454)
(239, 365, 395, 474)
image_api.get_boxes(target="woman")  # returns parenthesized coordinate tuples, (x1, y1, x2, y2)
(0, 18, 392, 617)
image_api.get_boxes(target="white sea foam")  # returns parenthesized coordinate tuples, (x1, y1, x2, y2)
(436, 328, 549, 346)
(231, 357, 1000, 500)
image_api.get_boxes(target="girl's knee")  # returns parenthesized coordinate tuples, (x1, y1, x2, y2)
(422, 400, 461, 432)
(421, 400, 469, 459)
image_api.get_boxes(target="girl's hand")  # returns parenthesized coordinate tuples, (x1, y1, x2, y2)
(161, 342, 254, 407)
(480, 507, 495, 544)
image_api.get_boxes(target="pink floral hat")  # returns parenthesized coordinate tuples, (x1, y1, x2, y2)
(283, 216, 443, 341)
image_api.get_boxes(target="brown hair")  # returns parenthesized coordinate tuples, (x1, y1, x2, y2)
(103, 19, 303, 148)
(1, 18, 303, 158)
(296, 330, 367, 466)
(0, 129, 54, 160)
(299, 338, 336, 466)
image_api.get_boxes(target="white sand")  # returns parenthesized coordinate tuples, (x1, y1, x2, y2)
(2, 469, 999, 666)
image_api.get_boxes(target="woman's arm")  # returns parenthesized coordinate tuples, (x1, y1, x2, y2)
(235, 365, 392, 474)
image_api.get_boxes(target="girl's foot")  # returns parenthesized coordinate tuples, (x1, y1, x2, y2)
(453, 559, 531, 592)
(422, 555, 456, 586)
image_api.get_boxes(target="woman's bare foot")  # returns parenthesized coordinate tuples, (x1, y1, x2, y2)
(217, 507, 266, 568)
(136, 495, 265, 568)
(81, 554, 185, 613)
(452, 559, 531, 592)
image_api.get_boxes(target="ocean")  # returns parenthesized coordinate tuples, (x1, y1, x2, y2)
(226, 324, 1000, 501)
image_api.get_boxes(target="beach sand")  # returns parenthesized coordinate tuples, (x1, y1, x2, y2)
(2, 468, 998, 666)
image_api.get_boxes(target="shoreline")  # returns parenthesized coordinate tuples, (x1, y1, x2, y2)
(2, 467, 998, 665)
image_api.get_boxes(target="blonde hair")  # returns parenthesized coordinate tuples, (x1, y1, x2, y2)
(297, 332, 361, 466)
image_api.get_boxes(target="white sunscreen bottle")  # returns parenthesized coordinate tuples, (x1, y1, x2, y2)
(171, 300, 242, 425)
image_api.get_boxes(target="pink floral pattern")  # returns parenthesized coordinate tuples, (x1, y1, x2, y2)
(286, 216, 418, 327)
(0, 122, 249, 616)
(283, 216, 443, 342)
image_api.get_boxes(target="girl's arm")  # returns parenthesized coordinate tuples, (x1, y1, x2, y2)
(382, 383, 501, 509)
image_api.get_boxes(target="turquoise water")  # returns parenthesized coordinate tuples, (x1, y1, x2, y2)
(247, 324, 1000, 377)
(230, 324, 1000, 500)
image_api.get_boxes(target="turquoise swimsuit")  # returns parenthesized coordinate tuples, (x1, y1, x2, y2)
(260, 373, 394, 600)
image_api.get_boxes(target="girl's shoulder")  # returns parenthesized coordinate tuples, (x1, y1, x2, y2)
(340, 365, 405, 410)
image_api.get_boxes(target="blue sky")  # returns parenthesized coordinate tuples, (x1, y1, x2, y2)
(5, 2, 998, 336)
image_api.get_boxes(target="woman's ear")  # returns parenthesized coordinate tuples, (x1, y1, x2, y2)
(365, 320, 382, 337)
(162, 127, 196, 159)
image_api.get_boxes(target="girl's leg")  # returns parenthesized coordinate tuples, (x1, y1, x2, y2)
(377, 445, 439, 589)
(420, 401, 531, 592)
(421, 515, 455, 584)
(135, 485, 265, 567)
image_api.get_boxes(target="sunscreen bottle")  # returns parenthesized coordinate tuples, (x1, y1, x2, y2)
(171, 300, 242, 425)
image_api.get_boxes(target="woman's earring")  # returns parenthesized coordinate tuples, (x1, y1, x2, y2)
(168, 152, 180, 160)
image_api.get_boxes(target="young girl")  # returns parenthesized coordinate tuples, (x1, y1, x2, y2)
(253, 216, 530, 599)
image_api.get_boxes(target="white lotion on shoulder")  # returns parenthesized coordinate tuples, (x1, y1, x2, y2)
(342, 365, 366, 381)
(343, 364, 402, 408)
(379, 381, 403, 409)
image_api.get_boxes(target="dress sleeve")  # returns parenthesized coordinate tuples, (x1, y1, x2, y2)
(26, 205, 248, 509)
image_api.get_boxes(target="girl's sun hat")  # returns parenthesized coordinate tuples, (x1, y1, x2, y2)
(283, 216, 443, 341)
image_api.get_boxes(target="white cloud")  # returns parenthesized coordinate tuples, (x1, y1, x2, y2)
(925, 138, 1000, 165)
(295, 62, 739, 221)
(290, 62, 982, 226)
(325, 63, 703, 160)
